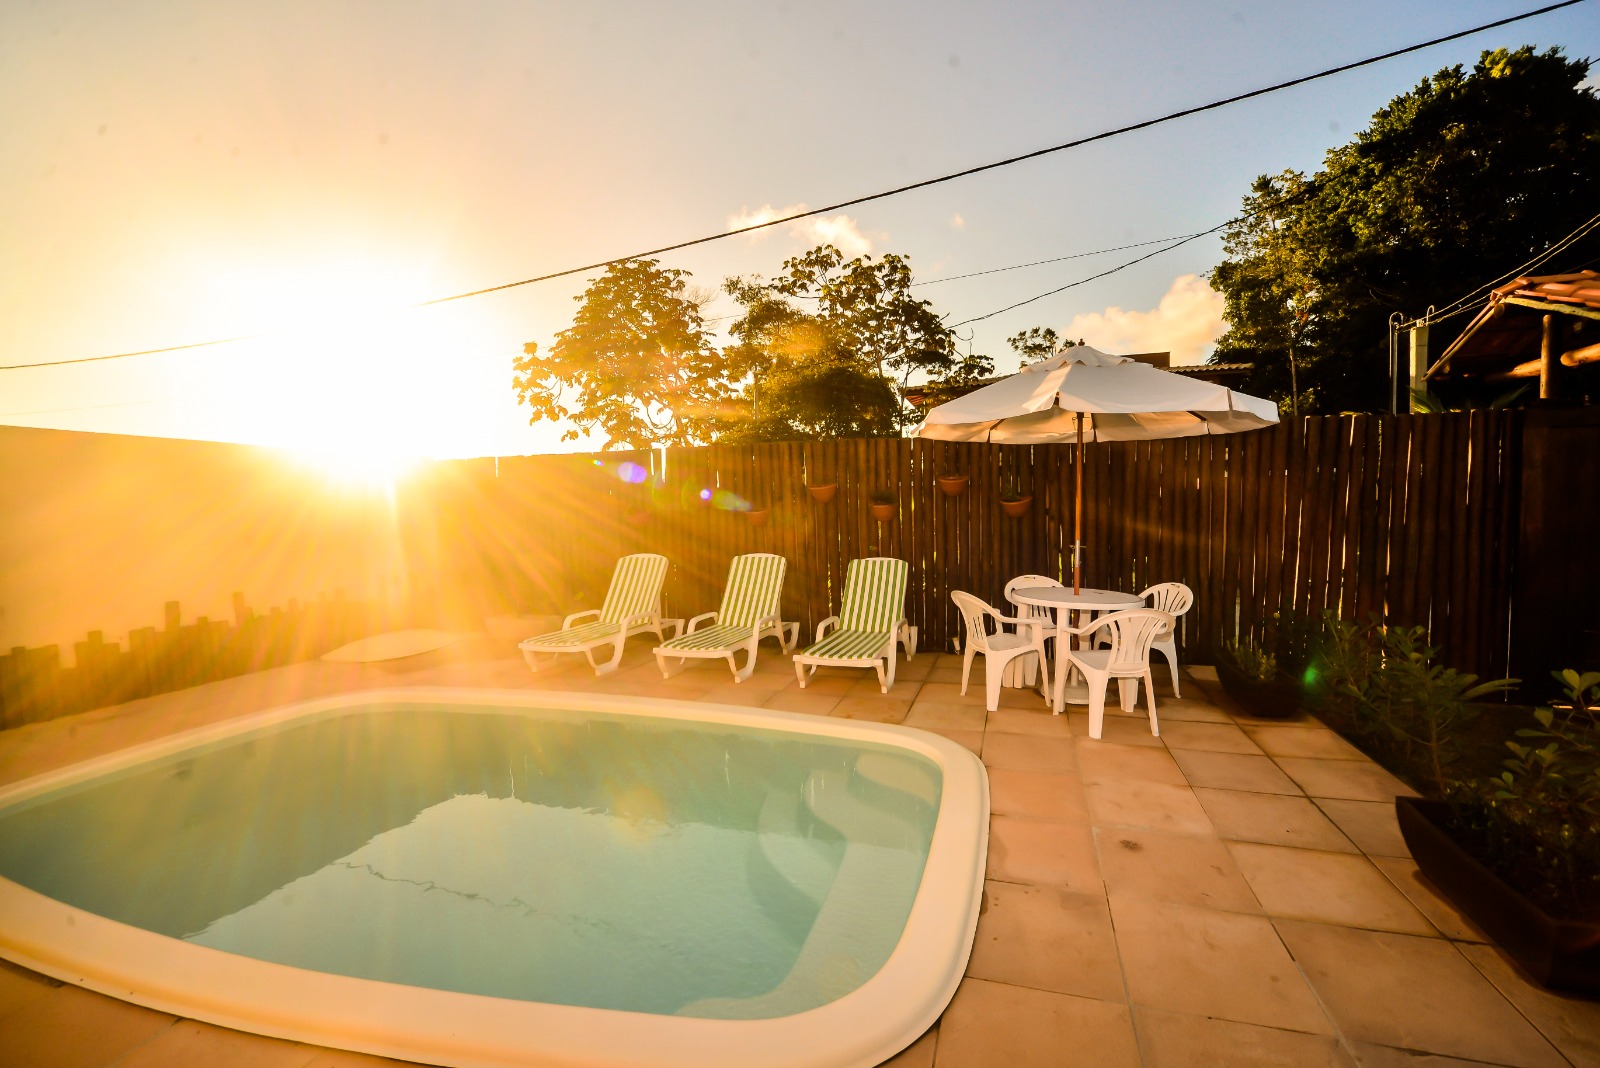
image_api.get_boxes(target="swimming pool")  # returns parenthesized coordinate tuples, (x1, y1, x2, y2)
(0, 689, 988, 1067)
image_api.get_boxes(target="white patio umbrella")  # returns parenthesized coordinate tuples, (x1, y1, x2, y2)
(913, 345, 1279, 592)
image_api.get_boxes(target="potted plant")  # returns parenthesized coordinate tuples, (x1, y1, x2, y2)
(936, 470, 969, 497)
(868, 490, 897, 523)
(1215, 636, 1304, 718)
(744, 505, 770, 527)
(998, 474, 1032, 518)
(1396, 670, 1600, 994)
(807, 481, 837, 503)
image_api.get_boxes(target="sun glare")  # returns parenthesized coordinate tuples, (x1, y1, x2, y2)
(194, 256, 506, 470)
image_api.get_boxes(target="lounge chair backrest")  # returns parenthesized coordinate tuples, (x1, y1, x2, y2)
(839, 557, 909, 632)
(1094, 609, 1173, 672)
(599, 553, 669, 623)
(718, 553, 787, 628)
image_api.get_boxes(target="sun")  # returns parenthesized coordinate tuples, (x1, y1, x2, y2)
(196, 257, 496, 476)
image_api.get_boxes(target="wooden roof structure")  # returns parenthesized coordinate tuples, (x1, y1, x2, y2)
(1426, 271, 1600, 391)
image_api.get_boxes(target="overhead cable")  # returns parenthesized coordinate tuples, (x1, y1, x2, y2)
(2, 0, 1587, 373)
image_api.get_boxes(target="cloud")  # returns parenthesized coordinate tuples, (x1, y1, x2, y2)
(1063, 274, 1225, 364)
(727, 203, 873, 258)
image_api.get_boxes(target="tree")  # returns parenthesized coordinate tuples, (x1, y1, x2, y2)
(513, 259, 726, 448)
(1210, 47, 1600, 413)
(1006, 328, 1080, 364)
(716, 245, 962, 439)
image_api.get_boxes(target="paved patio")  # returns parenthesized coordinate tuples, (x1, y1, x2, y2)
(1, 639, 1596, 1067)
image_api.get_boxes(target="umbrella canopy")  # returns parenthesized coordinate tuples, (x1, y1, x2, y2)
(914, 345, 1279, 443)
(912, 345, 1279, 591)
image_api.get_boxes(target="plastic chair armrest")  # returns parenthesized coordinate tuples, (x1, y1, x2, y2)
(685, 611, 719, 633)
(815, 615, 840, 641)
(563, 609, 601, 628)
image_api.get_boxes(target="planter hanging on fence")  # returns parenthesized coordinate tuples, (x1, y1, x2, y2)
(807, 483, 837, 504)
(936, 474, 968, 497)
(745, 508, 769, 527)
(999, 495, 1032, 518)
(869, 495, 897, 522)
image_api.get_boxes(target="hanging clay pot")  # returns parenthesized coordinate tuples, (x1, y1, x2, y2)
(807, 483, 837, 504)
(936, 474, 969, 497)
(745, 508, 770, 527)
(999, 495, 1033, 518)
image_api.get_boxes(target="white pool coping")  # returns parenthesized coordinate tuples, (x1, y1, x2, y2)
(0, 688, 990, 1068)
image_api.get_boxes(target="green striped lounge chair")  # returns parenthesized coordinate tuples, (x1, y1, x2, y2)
(793, 557, 917, 693)
(653, 553, 799, 682)
(518, 553, 680, 676)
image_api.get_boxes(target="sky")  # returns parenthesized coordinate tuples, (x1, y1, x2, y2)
(2, 0, 1597, 462)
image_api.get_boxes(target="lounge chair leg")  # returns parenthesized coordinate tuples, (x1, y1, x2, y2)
(592, 639, 625, 676)
(795, 659, 808, 688)
(732, 650, 756, 683)
(521, 646, 543, 673)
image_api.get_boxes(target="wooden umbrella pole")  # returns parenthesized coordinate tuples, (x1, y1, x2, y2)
(1073, 411, 1084, 594)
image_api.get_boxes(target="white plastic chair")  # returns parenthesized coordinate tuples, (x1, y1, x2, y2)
(1140, 582, 1193, 697)
(951, 591, 1050, 712)
(1004, 574, 1062, 686)
(1063, 608, 1173, 740)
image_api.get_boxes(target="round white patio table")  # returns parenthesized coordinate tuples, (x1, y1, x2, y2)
(1009, 586, 1144, 712)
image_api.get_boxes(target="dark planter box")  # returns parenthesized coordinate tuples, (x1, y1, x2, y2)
(1215, 660, 1303, 718)
(1396, 797, 1600, 996)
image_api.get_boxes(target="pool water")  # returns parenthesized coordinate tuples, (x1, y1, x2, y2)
(0, 704, 941, 1019)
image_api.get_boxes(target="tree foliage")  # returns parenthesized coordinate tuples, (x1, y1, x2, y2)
(1210, 47, 1600, 413)
(512, 259, 725, 448)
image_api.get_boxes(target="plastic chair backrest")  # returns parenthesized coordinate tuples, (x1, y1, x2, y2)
(1006, 574, 1062, 623)
(718, 553, 787, 627)
(839, 557, 909, 631)
(950, 590, 996, 652)
(599, 553, 668, 623)
(1142, 582, 1193, 618)
(1095, 609, 1174, 672)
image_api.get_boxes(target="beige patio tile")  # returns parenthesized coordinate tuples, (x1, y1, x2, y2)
(911, 681, 986, 706)
(1085, 779, 1214, 835)
(966, 881, 1125, 1001)
(299, 1048, 416, 1068)
(1095, 826, 1262, 913)
(792, 673, 860, 695)
(1133, 1007, 1356, 1068)
(925, 666, 966, 685)
(114, 1019, 316, 1068)
(0, 984, 177, 1068)
(980, 732, 1077, 773)
(1187, 665, 1220, 683)
(1369, 856, 1489, 942)
(1154, 720, 1264, 754)
(696, 684, 781, 707)
(1460, 942, 1600, 1067)
(1346, 1042, 1518, 1066)
(1074, 740, 1187, 785)
(984, 707, 1073, 737)
(875, 1024, 937, 1067)
(893, 655, 937, 681)
(995, 686, 1053, 713)
(1194, 788, 1358, 853)
(829, 697, 912, 722)
(916, 727, 983, 755)
(1277, 758, 1419, 803)
(1244, 725, 1367, 760)
(1226, 842, 1435, 935)
(1314, 798, 1411, 858)
(1275, 920, 1565, 1067)
(986, 815, 1102, 892)
(761, 690, 841, 716)
(1066, 712, 1164, 747)
(1110, 897, 1333, 1034)
(1171, 749, 1303, 794)
(1145, 697, 1236, 723)
(988, 768, 1090, 824)
(903, 702, 987, 731)
(0, 958, 59, 1027)
(847, 675, 913, 699)
(933, 979, 1140, 1068)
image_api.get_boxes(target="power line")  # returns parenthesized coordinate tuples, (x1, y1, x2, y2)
(2, 0, 1586, 373)
(947, 223, 1233, 327)
(911, 234, 1206, 286)
(1424, 209, 1600, 325)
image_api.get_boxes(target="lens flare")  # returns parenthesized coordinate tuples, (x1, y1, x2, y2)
(617, 462, 648, 484)
(712, 490, 749, 512)
(698, 488, 712, 502)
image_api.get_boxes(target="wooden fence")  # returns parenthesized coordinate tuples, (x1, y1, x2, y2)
(426, 410, 1547, 678)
